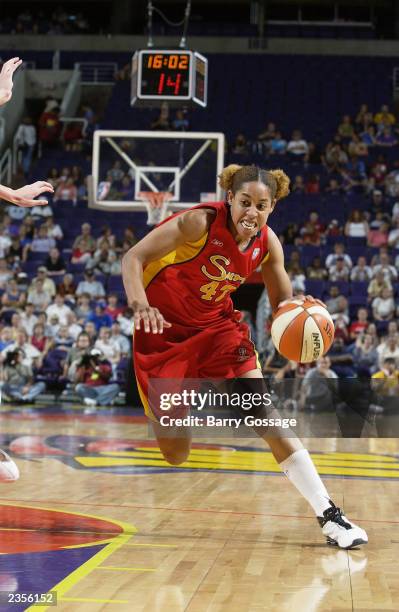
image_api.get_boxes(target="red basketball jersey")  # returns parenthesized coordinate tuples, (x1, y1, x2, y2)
(143, 201, 269, 327)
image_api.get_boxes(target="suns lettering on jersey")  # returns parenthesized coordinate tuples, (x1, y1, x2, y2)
(200, 254, 245, 302)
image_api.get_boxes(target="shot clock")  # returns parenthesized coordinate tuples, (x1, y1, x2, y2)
(131, 49, 208, 107)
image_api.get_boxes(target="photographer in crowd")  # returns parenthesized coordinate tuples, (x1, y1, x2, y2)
(1, 349, 45, 403)
(72, 348, 120, 408)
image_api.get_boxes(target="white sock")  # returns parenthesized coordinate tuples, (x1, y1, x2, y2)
(279, 448, 332, 516)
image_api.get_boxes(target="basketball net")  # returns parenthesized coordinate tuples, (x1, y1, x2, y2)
(138, 191, 173, 226)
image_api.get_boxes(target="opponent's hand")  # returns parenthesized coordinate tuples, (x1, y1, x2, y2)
(133, 303, 172, 334)
(0, 181, 54, 207)
(0, 57, 23, 106)
(277, 294, 326, 310)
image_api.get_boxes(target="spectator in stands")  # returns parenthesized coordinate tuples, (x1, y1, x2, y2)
(118, 176, 135, 201)
(285, 250, 304, 275)
(0, 225, 11, 258)
(172, 109, 189, 131)
(324, 143, 348, 171)
(110, 321, 130, 357)
(349, 308, 369, 341)
(281, 223, 300, 245)
(328, 257, 350, 282)
(232, 133, 249, 156)
(298, 356, 338, 412)
(269, 131, 286, 155)
(66, 311, 82, 341)
(84, 321, 97, 344)
(375, 126, 398, 147)
(54, 177, 78, 206)
(73, 348, 120, 408)
(306, 256, 327, 280)
(348, 134, 369, 158)
(76, 269, 105, 301)
(94, 326, 120, 369)
(71, 223, 96, 264)
(305, 175, 320, 195)
(53, 325, 74, 349)
(87, 303, 113, 331)
(352, 333, 379, 375)
(388, 218, 399, 249)
(372, 252, 398, 283)
(328, 337, 356, 377)
(333, 315, 350, 343)
(355, 104, 369, 127)
(57, 273, 76, 300)
(1, 330, 42, 369)
(43, 216, 63, 241)
(376, 334, 399, 367)
(325, 286, 349, 321)
(15, 116, 36, 177)
(1, 349, 45, 404)
(31, 322, 53, 356)
(360, 125, 376, 147)
(256, 122, 276, 153)
(121, 226, 138, 249)
(64, 331, 91, 378)
(324, 178, 343, 196)
(117, 307, 134, 337)
(108, 161, 124, 183)
(337, 115, 354, 140)
(370, 161, 387, 189)
(367, 270, 392, 301)
(75, 293, 92, 324)
(367, 220, 389, 248)
(105, 294, 123, 321)
(371, 357, 399, 413)
(287, 265, 306, 293)
(350, 256, 372, 282)
(31, 267, 56, 297)
(372, 287, 395, 323)
(325, 219, 342, 240)
(46, 294, 73, 326)
(325, 243, 353, 269)
(300, 221, 321, 246)
(374, 104, 396, 128)
(344, 209, 368, 238)
(291, 175, 305, 193)
(45, 247, 66, 276)
(286, 130, 308, 159)
(7, 236, 23, 265)
(0, 327, 14, 352)
(63, 121, 83, 151)
(23, 225, 55, 260)
(97, 225, 116, 250)
(150, 103, 170, 130)
(20, 302, 38, 336)
(27, 278, 52, 311)
(38, 99, 61, 148)
(0, 258, 12, 288)
(1, 278, 26, 310)
(46, 167, 60, 189)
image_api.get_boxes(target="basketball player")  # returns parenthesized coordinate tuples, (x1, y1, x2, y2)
(122, 164, 368, 549)
(0, 57, 54, 482)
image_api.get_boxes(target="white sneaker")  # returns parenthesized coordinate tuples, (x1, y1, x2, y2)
(318, 501, 368, 549)
(0, 449, 20, 482)
(83, 398, 97, 408)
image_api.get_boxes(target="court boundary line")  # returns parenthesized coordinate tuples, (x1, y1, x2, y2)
(0, 503, 137, 612)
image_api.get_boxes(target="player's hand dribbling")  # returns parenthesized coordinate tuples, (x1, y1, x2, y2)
(277, 294, 326, 310)
(132, 303, 172, 334)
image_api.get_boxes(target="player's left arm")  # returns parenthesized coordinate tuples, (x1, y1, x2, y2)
(261, 228, 293, 313)
(0, 182, 54, 207)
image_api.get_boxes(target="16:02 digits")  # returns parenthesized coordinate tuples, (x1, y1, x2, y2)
(147, 54, 189, 70)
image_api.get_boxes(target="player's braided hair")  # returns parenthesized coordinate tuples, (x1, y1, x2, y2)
(218, 164, 290, 202)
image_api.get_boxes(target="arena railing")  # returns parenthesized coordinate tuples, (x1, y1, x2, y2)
(74, 62, 118, 85)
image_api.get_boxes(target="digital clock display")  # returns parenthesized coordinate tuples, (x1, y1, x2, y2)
(131, 49, 207, 107)
(140, 51, 191, 98)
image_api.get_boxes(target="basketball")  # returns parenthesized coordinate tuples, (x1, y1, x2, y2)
(271, 299, 335, 363)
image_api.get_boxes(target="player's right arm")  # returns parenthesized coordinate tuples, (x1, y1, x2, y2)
(122, 209, 211, 333)
(0, 182, 54, 207)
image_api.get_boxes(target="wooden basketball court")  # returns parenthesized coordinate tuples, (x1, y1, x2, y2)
(1, 403, 398, 611)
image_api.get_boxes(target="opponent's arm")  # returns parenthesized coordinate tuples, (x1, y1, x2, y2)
(261, 228, 293, 313)
(122, 209, 210, 333)
(0, 182, 54, 207)
(0, 57, 22, 106)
